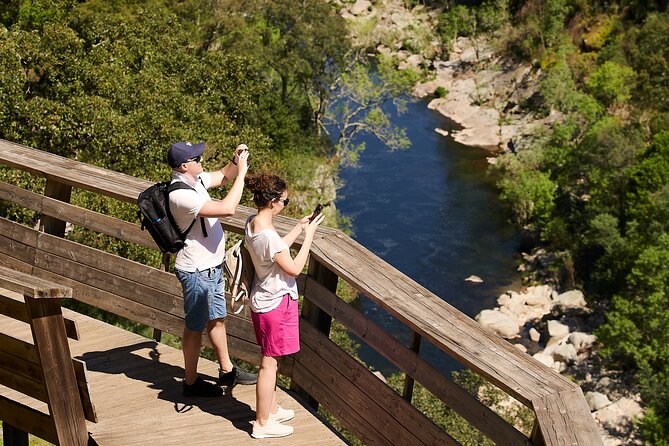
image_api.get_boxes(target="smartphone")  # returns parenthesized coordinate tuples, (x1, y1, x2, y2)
(309, 203, 324, 222)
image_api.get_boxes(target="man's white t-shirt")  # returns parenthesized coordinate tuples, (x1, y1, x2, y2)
(245, 215, 298, 313)
(169, 171, 226, 272)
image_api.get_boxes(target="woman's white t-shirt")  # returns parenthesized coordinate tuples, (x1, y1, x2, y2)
(245, 215, 298, 313)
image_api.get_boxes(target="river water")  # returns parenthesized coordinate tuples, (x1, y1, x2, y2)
(335, 98, 522, 375)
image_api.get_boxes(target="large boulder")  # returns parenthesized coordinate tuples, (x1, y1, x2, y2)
(475, 309, 520, 339)
(555, 289, 587, 309)
(349, 0, 372, 16)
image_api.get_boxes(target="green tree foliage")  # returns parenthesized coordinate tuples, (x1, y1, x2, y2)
(585, 60, 636, 108)
(626, 12, 669, 112)
(478, 0, 669, 441)
(0, 0, 347, 268)
(322, 54, 420, 166)
(498, 168, 556, 229)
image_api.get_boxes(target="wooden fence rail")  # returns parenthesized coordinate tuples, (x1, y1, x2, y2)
(0, 265, 96, 446)
(0, 139, 602, 445)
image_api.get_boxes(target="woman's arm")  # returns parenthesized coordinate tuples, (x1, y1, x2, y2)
(274, 214, 324, 276)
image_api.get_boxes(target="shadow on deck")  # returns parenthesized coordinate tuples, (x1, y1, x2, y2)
(1, 307, 345, 445)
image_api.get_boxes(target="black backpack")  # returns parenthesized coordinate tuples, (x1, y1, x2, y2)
(137, 181, 207, 253)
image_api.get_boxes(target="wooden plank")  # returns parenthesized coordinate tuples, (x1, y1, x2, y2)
(290, 348, 398, 446)
(0, 265, 71, 300)
(0, 331, 40, 364)
(0, 333, 47, 403)
(72, 358, 98, 423)
(302, 276, 529, 446)
(0, 139, 148, 203)
(297, 322, 457, 446)
(0, 361, 48, 403)
(532, 387, 603, 446)
(35, 231, 182, 304)
(313, 233, 573, 404)
(0, 293, 29, 321)
(26, 297, 88, 445)
(0, 292, 79, 340)
(41, 178, 72, 236)
(0, 180, 157, 249)
(0, 395, 58, 445)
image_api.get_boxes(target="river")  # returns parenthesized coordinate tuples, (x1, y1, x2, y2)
(335, 98, 523, 375)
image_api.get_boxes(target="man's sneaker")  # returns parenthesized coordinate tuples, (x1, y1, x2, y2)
(183, 377, 223, 397)
(269, 405, 294, 423)
(218, 367, 257, 387)
(251, 420, 293, 439)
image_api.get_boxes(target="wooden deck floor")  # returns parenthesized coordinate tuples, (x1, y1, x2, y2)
(1, 308, 347, 446)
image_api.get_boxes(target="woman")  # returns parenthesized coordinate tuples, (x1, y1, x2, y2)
(244, 172, 324, 439)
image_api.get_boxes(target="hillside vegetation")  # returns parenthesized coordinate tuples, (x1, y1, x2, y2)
(430, 0, 668, 443)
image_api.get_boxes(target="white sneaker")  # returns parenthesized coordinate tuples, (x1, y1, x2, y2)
(251, 420, 293, 439)
(269, 405, 295, 423)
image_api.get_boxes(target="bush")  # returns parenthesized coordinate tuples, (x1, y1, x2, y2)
(434, 86, 448, 98)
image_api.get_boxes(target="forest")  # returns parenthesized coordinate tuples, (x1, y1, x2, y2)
(1, 0, 669, 444)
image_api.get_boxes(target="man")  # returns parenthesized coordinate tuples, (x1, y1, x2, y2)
(167, 140, 256, 397)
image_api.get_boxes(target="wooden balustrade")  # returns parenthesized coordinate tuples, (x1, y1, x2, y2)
(0, 139, 603, 445)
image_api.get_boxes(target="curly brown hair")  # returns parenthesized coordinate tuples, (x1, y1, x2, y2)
(245, 171, 287, 208)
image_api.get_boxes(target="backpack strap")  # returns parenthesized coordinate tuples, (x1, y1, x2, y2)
(167, 180, 208, 239)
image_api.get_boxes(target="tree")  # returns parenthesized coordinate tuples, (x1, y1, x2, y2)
(321, 53, 420, 166)
(585, 60, 636, 109)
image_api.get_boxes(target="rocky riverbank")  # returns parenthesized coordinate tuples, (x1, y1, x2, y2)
(336, 1, 645, 444)
(475, 252, 644, 445)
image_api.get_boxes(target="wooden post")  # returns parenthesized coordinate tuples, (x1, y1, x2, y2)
(402, 331, 422, 402)
(294, 258, 338, 410)
(41, 179, 72, 237)
(153, 252, 173, 342)
(26, 296, 88, 446)
(2, 423, 29, 446)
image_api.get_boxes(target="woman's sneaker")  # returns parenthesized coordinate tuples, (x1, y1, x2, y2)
(251, 420, 293, 439)
(182, 377, 223, 397)
(269, 405, 294, 423)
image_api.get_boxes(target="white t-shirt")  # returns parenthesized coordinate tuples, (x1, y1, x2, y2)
(169, 171, 226, 272)
(245, 215, 298, 313)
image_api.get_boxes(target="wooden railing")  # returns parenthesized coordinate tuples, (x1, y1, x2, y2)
(0, 139, 602, 445)
(0, 265, 97, 445)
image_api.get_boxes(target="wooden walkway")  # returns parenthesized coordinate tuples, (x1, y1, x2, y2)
(0, 305, 346, 446)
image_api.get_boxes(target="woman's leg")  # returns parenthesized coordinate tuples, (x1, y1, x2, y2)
(256, 355, 278, 425)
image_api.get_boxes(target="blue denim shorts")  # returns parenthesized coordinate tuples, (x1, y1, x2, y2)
(175, 266, 227, 332)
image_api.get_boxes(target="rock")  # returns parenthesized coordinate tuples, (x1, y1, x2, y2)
(533, 352, 555, 368)
(465, 274, 482, 283)
(405, 54, 423, 67)
(552, 343, 577, 363)
(349, 0, 372, 16)
(547, 320, 570, 339)
(497, 292, 511, 307)
(555, 289, 587, 309)
(525, 285, 554, 306)
(595, 397, 642, 428)
(529, 327, 541, 343)
(569, 332, 597, 352)
(586, 391, 611, 411)
(434, 128, 449, 136)
(475, 309, 520, 339)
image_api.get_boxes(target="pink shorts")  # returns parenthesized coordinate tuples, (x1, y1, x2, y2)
(251, 294, 300, 357)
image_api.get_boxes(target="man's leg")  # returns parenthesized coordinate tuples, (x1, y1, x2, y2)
(206, 318, 234, 372)
(183, 327, 203, 385)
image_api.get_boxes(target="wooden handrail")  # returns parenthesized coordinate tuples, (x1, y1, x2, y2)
(0, 139, 603, 445)
(0, 265, 90, 446)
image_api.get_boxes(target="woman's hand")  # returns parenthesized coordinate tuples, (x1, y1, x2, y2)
(297, 215, 312, 232)
(305, 213, 324, 235)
